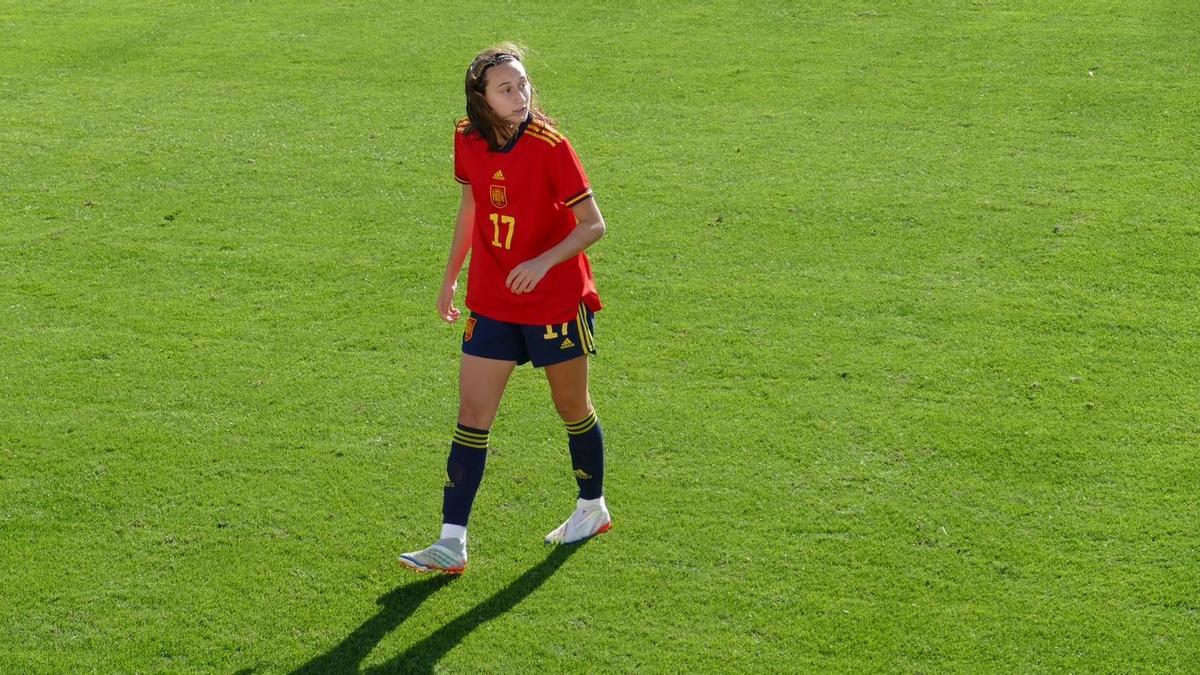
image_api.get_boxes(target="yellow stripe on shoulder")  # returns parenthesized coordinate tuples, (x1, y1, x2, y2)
(525, 129, 561, 147)
(455, 118, 471, 132)
(531, 122, 565, 142)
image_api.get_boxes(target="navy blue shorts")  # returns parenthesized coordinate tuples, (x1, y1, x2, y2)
(462, 303, 596, 368)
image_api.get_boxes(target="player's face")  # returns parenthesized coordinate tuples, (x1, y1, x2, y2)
(484, 61, 531, 125)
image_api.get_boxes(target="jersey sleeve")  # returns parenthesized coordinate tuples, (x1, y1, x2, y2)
(550, 137, 592, 207)
(453, 129, 470, 185)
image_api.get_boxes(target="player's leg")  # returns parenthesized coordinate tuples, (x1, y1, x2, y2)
(536, 308, 611, 544)
(400, 315, 522, 574)
(400, 354, 515, 574)
(445, 352, 517, 531)
(457, 352, 517, 430)
(545, 351, 593, 423)
(545, 354, 606, 500)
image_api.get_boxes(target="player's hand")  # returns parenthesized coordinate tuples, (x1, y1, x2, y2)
(506, 257, 551, 295)
(438, 280, 461, 323)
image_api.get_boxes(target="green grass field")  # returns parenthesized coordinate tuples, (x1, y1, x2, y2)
(3, 1, 1198, 671)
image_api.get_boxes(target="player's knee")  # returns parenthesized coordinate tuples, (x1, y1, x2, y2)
(457, 413, 493, 430)
(553, 396, 591, 424)
(457, 402, 497, 430)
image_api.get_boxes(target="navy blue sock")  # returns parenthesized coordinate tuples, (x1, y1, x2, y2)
(442, 423, 489, 526)
(565, 410, 604, 500)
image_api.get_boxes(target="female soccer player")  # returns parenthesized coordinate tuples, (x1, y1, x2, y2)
(399, 44, 611, 574)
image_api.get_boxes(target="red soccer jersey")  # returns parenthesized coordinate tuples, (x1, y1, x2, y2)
(454, 116, 602, 325)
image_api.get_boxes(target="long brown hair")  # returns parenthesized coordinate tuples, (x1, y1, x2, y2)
(463, 43, 555, 151)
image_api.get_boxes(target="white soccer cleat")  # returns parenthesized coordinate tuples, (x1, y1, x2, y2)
(398, 538, 467, 575)
(545, 506, 612, 544)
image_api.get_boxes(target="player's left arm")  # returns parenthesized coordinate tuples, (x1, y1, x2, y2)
(506, 197, 605, 295)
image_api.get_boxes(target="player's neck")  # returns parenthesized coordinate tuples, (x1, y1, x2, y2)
(493, 114, 532, 152)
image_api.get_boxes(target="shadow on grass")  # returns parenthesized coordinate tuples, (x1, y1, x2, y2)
(289, 544, 582, 674)
(365, 544, 583, 674)
(290, 574, 455, 674)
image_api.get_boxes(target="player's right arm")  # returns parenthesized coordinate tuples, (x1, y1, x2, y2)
(438, 184, 475, 323)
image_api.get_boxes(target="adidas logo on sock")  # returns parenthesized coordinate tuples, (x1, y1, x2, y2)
(574, 469, 592, 480)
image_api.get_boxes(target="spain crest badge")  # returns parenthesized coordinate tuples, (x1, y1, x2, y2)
(489, 184, 507, 209)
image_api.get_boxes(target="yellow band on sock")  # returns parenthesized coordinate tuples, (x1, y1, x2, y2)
(453, 426, 490, 449)
(565, 411, 598, 435)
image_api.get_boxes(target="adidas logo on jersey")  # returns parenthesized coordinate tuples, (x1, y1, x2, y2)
(560, 337, 575, 350)
(492, 170, 505, 180)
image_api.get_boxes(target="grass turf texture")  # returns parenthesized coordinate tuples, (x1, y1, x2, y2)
(2, 0, 1198, 671)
